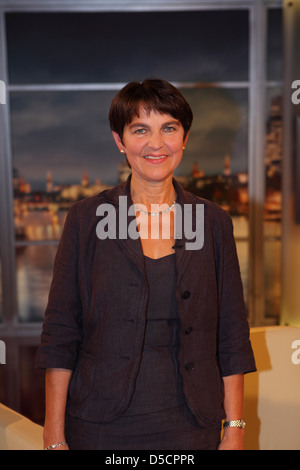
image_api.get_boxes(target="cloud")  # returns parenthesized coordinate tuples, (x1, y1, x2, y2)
(11, 91, 121, 188)
(11, 86, 248, 190)
(180, 87, 248, 175)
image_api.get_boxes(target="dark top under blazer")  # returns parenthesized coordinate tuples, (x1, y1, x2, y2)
(37, 175, 256, 427)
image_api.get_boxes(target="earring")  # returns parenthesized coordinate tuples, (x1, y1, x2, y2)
(182, 146, 186, 150)
(120, 150, 125, 154)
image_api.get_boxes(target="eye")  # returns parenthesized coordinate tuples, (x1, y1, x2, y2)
(134, 128, 147, 135)
(164, 126, 176, 132)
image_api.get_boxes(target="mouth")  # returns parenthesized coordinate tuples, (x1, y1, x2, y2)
(143, 155, 169, 163)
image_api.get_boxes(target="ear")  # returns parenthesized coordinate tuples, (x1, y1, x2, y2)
(112, 131, 126, 153)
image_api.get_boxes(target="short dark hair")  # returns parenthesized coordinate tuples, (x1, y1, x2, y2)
(109, 79, 193, 141)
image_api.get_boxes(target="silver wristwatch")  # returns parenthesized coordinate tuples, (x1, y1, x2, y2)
(223, 419, 246, 430)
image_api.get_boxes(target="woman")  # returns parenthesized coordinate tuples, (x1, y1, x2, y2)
(37, 79, 256, 450)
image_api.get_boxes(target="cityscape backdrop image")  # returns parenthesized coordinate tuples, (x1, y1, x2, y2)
(12, 91, 282, 323)
(5, 11, 282, 323)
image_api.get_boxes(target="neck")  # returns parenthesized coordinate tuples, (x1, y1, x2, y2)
(130, 173, 176, 208)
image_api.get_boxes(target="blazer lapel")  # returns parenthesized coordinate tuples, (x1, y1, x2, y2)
(102, 176, 146, 274)
(99, 175, 201, 279)
(172, 179, 197, 284)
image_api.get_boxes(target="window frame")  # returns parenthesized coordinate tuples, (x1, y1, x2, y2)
(0, 0, 283, 338)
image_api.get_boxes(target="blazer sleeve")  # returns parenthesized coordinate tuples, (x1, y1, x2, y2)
(36, 203, 82, 370)
(217, 214, 256, 377)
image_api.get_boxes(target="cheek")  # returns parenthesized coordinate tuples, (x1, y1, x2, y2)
(167, 138, 185, 153)
(124, 138, 144, 155)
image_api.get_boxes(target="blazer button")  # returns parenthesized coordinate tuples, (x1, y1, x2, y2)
(184, 326, 193, 335)
(184, 362, 195, 372)
(181, 290, 191, 299)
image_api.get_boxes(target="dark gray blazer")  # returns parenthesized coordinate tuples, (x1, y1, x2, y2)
(37, 176, 256, 427)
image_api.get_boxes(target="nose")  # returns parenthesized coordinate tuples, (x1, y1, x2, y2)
(148, 130, 164, 150)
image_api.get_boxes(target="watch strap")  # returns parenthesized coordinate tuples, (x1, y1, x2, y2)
(223, 419, 246, 429)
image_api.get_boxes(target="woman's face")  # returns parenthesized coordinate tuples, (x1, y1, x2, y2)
(112, 108, 188, 184)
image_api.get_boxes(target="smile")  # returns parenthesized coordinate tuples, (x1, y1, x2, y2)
(143, 155, 168, 160)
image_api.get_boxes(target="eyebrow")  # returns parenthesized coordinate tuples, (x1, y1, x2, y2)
(128, 120, 181, 130)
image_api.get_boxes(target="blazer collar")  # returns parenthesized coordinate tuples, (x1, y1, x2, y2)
(100, 175, 197, 278)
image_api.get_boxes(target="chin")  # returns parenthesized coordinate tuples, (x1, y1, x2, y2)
(144, 171, 174, 183)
